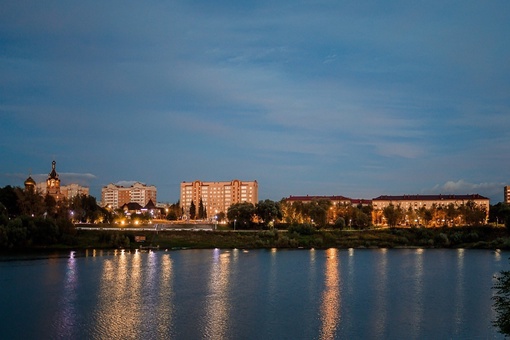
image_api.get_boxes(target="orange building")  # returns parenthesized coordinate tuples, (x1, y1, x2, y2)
(180, 179, 258, 219)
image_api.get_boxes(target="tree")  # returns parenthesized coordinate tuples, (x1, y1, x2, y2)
(256, 199, 282, 225)
(189, 200, 196, 220)
(461, 201, 487, 226)
(198, 198, 205, 220)
(351, 209, 371, 229)
(383, 204, 403, 227)
(216, 211, 226, 222)
(16, 188, 45, 217)
(334, 217, 346, 229)
(0, 185, 21, 217)
(227, 202, 255, 229)
(307, 199, 331, 227)
(166, 201, 181, 220)
(490, 203, 510, 226)
(44, 194, 57, 217)
(493, 269, 510, 335)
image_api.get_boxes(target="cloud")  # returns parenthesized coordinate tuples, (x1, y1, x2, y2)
(0, 172, 97, 187)
(426, 180, 506, 203)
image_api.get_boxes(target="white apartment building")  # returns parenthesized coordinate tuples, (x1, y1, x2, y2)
(101, 182, 157, 208)
(180, 179, 258, 219)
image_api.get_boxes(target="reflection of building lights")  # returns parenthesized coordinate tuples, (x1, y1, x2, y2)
(320, 248, 340, 340)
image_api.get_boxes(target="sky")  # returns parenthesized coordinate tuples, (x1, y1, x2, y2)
(1, 1, 509, 204)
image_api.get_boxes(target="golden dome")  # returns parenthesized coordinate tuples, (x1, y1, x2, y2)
(24, 176, 36, 186)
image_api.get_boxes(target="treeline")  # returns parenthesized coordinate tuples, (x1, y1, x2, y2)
(0, 185, 107, 248)
(0, 185, 107, 222)
(227, 198, 510, 230)
(374, 201, 489, 227)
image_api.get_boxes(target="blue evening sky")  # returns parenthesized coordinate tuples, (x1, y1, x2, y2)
(1, 1, 509, 203)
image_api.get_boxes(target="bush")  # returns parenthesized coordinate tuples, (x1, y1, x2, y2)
(435, 233, 450, 247)
(288, 223, 315, 235)
(334, 217, 346, 229)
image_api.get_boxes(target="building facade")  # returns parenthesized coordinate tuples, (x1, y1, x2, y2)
(372, 194, 490, 225)
(101, 182, 157, 209)
(180, 180, 258, 219)
(505, 186, 510, 204)
(61, 184, 90, 200)
(284, 195, 369, 206)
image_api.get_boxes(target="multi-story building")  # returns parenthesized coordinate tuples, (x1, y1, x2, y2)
(61, 184, 90, 200)
(505, 186, 510, 204)
(372, 194, 490, 225)
(101, 182, 157, 209)
(180, 180, 258, 219)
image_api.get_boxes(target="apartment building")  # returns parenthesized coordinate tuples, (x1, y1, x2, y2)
(101, 182, 157, 209)
(372, 194, 490, 225)
(61, 184, 89, 200)
(505, 186, 510, 204)
(180, 179, 258, 219)
(372, 194, 489, 211)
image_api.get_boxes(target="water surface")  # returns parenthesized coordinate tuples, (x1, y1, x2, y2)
(0, 248, 506, 339)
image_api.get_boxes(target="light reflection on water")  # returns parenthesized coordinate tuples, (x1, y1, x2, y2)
(411, 248, 425, 338)
(454, 249, 465, 334)
(319, 248, 340, 340)
(0, 248, 507, 339)
(94, 249, 143, 338)
(54, 252, 77, 337)
(203, 249, 232, 339)
(372, 248, 388, 337)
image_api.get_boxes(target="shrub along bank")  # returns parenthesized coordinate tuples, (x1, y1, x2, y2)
(2, 218, 510, 250)
(47, 226, 510, 250)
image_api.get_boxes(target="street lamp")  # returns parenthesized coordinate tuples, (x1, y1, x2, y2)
(234, 219, 236, 231)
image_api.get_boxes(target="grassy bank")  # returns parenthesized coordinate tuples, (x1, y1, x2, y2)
(64, 226, 510, 250)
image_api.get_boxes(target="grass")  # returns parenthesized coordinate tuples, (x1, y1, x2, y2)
(63, 226, 510, 251)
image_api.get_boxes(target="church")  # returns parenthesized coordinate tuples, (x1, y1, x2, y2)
(24, 160, 89, 200)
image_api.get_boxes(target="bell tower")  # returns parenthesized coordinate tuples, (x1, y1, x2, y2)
(46, 160, 61, 199)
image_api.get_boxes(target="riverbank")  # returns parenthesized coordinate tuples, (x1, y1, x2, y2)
(40, 226, 510, 250)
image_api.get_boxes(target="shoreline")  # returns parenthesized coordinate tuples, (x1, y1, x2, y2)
(3, 226, 510, 252)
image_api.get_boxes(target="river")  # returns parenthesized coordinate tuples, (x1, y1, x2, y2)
(0, 248, 507, 339)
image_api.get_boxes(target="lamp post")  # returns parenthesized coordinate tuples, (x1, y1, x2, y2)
(234, 219, 236, 231)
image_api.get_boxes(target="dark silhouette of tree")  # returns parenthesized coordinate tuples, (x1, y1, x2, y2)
(493, 269, 510, 335)
(383, 204, 403, 227)
(198, 198, 205, 219)
(256, 199, 282, 225)
(165, 201, 181, 220)
(189, 200, 196, 220)
(0, 186, 20, 217)
(227, 202, 255, 229)
(16, 188, 45, 217)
